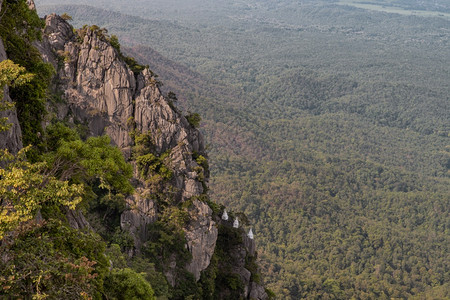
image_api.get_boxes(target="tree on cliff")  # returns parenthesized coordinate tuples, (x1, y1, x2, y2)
(0, 59, 33, 131)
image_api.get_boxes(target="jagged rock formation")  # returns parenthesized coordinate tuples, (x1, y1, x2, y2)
(185, 199, 217, 280)
(0, 39, 23, 156)
(0, 11, 267, 298)
(38, 13, 219, 284)
(0, 94, 23, 156)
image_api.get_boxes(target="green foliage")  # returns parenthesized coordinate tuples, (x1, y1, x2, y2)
(0, 0, 44, 44)
(203, 224, 251, 299)
(110, 227, 135, 250)
(0, 147, 84, 240)
(0, 219, 108, 299)
(129, 257, 171, 299)
(0, 59, 33, 132)
(195, 154, 208, 171)
(109, 34, 121, 53)
(60, 13, 73, 21)
(216, 224, 243, 252)
(0, 0, 54, 159)
(245, 254, 261, 284)
(199, 252, 218, 300)
(265, 288, 276, 299)
(142, 220, 191, 268)
(134, 132, 173, 184)
(193, 152, 209, 192)
(124, 55, 147, 75)
(45, 121, 80, 151)
(42, 124, 134, 235)
(104, 268, 156, 300)
(170, 270, 201, 300)
(226, 274, 243, 291)
(134, 130, 155, 154)
(167, 91, 177, 101)
(10, 60, 54, 159)
(106, 244, 128, 269)
(185, 112, 201, 128)
(205, 197, 222, 215)
(140, 218, 199, 299)
(44, 132, 133, 195)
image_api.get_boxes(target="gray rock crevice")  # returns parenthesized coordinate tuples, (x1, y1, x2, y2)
(0, 36, 23, 156)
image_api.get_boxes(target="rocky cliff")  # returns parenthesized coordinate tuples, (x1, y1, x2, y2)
(1, 7, 267, 298)
(0, 40, 23, 156)
(38, 12, 219, 282)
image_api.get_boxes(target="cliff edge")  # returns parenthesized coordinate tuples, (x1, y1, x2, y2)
(29, 13, 268, 299)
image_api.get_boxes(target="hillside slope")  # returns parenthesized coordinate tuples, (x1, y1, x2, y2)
(0, 2, 269, 299)
(35, 2, 450, 299)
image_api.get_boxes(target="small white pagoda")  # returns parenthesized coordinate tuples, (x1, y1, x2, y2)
(248, 228, 254, 239)
(233, 217, 239, 228)
(221, 209, 229, 221)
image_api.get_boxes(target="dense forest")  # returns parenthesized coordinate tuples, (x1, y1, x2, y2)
(34, 0, 450, 298)
(1, 1, 271, 299)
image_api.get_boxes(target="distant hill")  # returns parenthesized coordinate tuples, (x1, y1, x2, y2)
(36, 2, 450, 299)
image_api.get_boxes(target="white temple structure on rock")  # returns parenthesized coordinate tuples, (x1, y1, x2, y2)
(248, 228, 254, 239)
(221, 209, 229, 221)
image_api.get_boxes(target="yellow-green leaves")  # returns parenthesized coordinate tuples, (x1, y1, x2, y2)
(47, 134, 133, 195)
(0, 59, 34, 89)
(0, 147, 83, 239)
(0, 59, 34, 132)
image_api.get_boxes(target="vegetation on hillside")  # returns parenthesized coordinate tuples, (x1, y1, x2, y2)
(0, 2, 153, 298)
(35, 1, 450, 298)
(1, 2, 267, 298)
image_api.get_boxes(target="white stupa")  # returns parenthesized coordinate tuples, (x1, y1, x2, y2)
(248, 228, 254, 239)
(233, 217, 239, 228)
(221, 209, 229, 221)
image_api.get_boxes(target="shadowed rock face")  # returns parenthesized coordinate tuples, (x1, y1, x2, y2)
(39, 13, 217, 283)
(0, 38, 23, 157)
(218, 219, 269, 300)
(185, 199, 217, 280)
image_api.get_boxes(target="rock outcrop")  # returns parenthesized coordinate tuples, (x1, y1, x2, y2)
(185, 199, 217, 280)
(0, 38, 23, 156)
(39, 13, 217, 283)
(1, 5, 268, 298)
(217, 218, 269, 300)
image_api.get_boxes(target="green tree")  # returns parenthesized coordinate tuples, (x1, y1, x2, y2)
(0, 59, 33, 132)
(0, 147, 83, 240)
(0, 219, 108, 299)
(104, 268, 156, 300)
(0, 0, 54, 159)
(185, 112, 201, 128)
(60, 13, 73, 21)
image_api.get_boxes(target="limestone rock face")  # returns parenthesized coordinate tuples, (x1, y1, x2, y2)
(39, 14, 215, 281)
(43, 13, 74, 52)
(250, 282, 269, 300)
(0, 38, 23, 156)
(65, 207, 91, 231)
(239, 235, 268, 300)
(134, 69, 205, 200)
(185, 200, 218, 280)
(120, 188, 158, 249)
